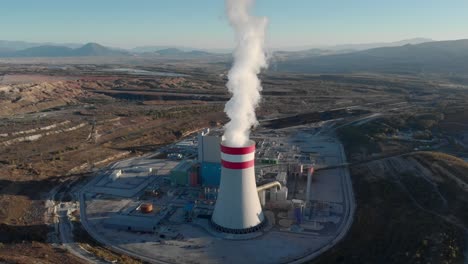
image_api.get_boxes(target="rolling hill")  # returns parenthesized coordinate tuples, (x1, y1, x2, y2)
(153, 48, 216, 57)
(326, 37, 433, 51)
(0, 43, 128, 57)
(275, 39, 468, 74)
(0, 40, 82, 51)
(14, 45, 75, 57)
(73, 43, 127, 56)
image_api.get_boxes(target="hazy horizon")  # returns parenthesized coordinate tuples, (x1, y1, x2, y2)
(2, 0, 468, 50)
(0, 36, 456, 52)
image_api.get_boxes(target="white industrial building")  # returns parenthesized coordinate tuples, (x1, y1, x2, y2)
(197, 129, 223, 163)
(270, 186, 288, 202)
(109, 169, 122, 181)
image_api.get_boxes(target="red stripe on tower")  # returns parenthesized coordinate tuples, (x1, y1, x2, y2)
(221, 144, 255, 155)
(221, 160, 255, 169)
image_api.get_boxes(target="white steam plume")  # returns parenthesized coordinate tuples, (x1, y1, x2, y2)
(223, 0, 268, 147)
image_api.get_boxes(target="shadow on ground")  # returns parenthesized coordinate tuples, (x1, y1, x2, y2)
(0, 223, 49, 243)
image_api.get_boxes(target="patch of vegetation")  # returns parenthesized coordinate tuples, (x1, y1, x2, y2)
(312, 166, 464, 264)
(411, 152, 468, 224)
(407, 113, 445, 130)
(337, 126, 379, 154)
(398, 172, 447, 212)
(0, 223, 49, 243)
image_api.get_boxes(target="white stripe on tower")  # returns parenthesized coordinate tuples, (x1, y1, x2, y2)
(221, 152, 255, 163)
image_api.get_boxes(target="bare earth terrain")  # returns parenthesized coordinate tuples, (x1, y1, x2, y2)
(0, 58, 467, 263)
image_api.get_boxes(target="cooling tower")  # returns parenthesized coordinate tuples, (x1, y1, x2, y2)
(211, 140, 266, 234)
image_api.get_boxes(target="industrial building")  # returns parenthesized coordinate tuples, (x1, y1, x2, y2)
(200, 162, 221, 186)
(110, 169, 122, 181)
(170, 160, 193, 186)
(197, 129, 223, 186)
(79, 126, 355, 264)
(195, 130, 315, 231)
(197, 128, 222, 163)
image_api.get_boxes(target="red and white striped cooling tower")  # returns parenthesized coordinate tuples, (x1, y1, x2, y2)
(211, 140, 266, 234)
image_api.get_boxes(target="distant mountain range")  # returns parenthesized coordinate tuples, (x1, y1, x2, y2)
(271, 38, 432, 52)
(275, 39, 468, 74)
(132, 45, 195, 53)
(153, 48, 215, 57)
(325, 38, 433, 51)
(0, 42, 222, 58)
(131, 46, 232, 54)
(0, 38, 435, 57)
(271, 38, 434, 60)
(0, 43, 128, 57)
(0, 40, 83, 51)
(2, 38, 468, 75)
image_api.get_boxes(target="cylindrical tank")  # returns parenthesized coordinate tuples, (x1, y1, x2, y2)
(211, 140, 266, 233)
(140, 203, 153, 214)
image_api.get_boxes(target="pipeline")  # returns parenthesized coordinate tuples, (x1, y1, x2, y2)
(257, 181, 282, 193)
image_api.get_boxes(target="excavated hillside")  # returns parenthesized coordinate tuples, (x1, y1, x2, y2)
(0, 81, 92, 116)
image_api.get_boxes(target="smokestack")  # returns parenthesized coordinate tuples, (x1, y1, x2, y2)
(211, 140, 266, 233)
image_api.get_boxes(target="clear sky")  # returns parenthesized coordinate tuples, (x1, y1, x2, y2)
(1, 0, 467, 49)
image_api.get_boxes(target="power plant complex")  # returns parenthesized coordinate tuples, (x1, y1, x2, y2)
(79, 126, 354, 263)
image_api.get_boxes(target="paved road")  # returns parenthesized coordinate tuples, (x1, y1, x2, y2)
(290, 136, 356, 264)
(58, 206, 109, 264)
(51, 177, 110, 264)
(78, 181, 173, 264)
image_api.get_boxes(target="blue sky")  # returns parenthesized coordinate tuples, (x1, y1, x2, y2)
(1, 0, 467, 49)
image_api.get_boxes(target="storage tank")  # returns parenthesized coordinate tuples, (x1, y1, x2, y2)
(140, 203, 153, 214)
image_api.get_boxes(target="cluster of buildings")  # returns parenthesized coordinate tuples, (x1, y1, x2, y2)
(165, 129, 319, 234)
(81, 126, 352, 263)
(169, 128, 223, 187)
(100, 128, 320, 236)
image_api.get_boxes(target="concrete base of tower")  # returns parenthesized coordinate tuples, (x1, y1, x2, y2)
(210, 217, 268, 235)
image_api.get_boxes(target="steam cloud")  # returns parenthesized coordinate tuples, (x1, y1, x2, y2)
(223, 0, 268, 147)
